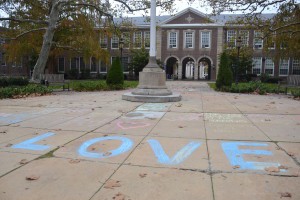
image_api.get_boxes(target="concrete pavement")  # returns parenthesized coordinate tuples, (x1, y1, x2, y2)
(0, 81, 299, 200)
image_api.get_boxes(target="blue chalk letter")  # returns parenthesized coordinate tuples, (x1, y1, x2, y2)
(147, 139, 201, 165)
(12, 132, 55, 151)
(222, 142, 281, 170)
(78, 136, 133, 159)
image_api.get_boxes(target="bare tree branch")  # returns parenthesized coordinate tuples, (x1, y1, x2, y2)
(0, 17, 48, 24)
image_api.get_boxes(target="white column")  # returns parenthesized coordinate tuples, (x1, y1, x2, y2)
(150, 0, 156, 57)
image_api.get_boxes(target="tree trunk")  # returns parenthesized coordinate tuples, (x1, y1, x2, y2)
(31, 0, 61, 82)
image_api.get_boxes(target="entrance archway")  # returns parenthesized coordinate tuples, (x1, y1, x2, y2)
(165, 57, 178, 79)
(198, 57, 211, 80)
(182, 57, 195, 79)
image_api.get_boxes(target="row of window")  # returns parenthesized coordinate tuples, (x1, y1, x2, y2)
(0, 53, 23, 67)
(227, 30, 277, 50)
(252, 58, 300, 76)
(100, 31, 150, 49)
(58, 57, 129, 73)
(168, 30, 211, 49)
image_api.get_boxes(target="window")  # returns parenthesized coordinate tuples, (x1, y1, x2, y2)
(121, 57, 129, 72)
(100, 35, 108, 49)
(70, 57, 84, 71)
(292, 59, 300, 75)
(184, 31, 194, 48)
(279, 59, 289, 76)
(201, 31, 211, 48)
(144, 31, 150, 48)
(254, 31, 263, 49)
(1, 53, 6, 66)
(168, 31, 177, 48)
(134, 32, 142, 48)
(111, 34, 119, 49)
(252, 57, 262, 75)
(122, 32, 130, 49)
(239, 30, 249, 47)
(227, 30, 236, 47)
(58, 57, 65, 72)
(12, 59, 22, 68)
(267, 33, 275, 49)
(264, 58, 274, 76)
(100, 61, 107, 73)
(90, 57, 97, 73)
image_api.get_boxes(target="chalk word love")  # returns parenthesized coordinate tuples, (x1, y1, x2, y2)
(11, 132, 284, 171)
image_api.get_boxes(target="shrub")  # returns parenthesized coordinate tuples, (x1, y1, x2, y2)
(0, 84, 52, 99)
(106, 57, 124, 86)
(0, 77, 29, 87)
(291, 89, 300, 98)
(67, 68, 79, 79)
(80, 68, 91, 79)
(216, 52, 233, 89)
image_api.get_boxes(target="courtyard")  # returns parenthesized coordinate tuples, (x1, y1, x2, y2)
(0, 81, 299, 200)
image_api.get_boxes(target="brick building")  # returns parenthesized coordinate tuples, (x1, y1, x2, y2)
(1, 8, 299, 80)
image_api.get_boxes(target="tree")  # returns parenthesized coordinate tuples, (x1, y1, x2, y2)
(129, 47, 149, 77)
(106, 57, 123, 86)
(226, 47, 253, 81)
(216, 52, 233, 89)
(203, 0, 300, 59)
(0, 0, 175, 81)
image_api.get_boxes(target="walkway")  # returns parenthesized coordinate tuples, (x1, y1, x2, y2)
(0, 81, 299, 200)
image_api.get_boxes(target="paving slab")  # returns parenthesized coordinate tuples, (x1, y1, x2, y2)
(213, 173, 300, 200)
(135, 103, 173, 112)
(205, 122, 270, 141)
(201, 94, 241, 113)
(0, 129, 85, 155)
(50, 111, 120, 131)
(149, 112, 206, 139)
(277, 142, 300, 164)
(125, 136, 208, 169)
(0, 126, 42, 144)
(54, 133, 144, 164)
(94, 118, 157, 136)
(208, 140, 300, 175)
(168, 100, 203, 113)
(91, 165, 213, 200)
(0, 157, 118, 200)
(0, 151, 38, 177)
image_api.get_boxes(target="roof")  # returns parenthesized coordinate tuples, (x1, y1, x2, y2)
(113, 7, 275, 27)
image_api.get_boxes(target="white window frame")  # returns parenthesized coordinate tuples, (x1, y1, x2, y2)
(100, 35, 108, 49)
(227, 30, 236, 47)
(58, 57, 65, 73)
(168, 31, 178, 49)
(254, 31, 263, 49)
(184, 30, 194, 49)
(90, 57, 97, 73)
(292, 59, 300, 75)
(252, 57, 262, 75)
(264, 58, 274, 76)
(134, 31, 142, 48)
(279, 59, 289, 76)
(99, 61, 107, 73)
(122, 32, 130, 49)
(200, 30, 211, 49)
(239, 30, 249, 47)
(144, 31, 150, 49)
(111, 34, 119, 49)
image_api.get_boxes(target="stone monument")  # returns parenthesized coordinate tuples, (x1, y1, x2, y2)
(122, 0, 181, 102)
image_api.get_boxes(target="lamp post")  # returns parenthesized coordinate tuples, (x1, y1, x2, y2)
(236, 36, 242, 85)
(119, 37, 124, 70)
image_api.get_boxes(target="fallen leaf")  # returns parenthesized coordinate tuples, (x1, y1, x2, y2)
(104, 179, 121, 189)
(19, 159, 28, 165)
(175, 103, 182, 107)
(276, 147, 283, 150)
(279, 192, 292, 198)
(103, 152, 112, 156)
(265, 167, 280, 173)
(139, 173, 147, 178)
(287, 152, 295, 157)
(113, 192, 126, 200)
(91, 108, 95, 111)
(278, 165, 288, 170)
(270, 102, 275, 104)
(69, 159, 81, 164)
(26, 175, 40, 181)
(5, 143, 12, 147)
(264, 119, 271, 121)
(0, 131, 7, 134)
(91, 147, 96, 151)
(178, 125, 184, 128)
(232, 165, 240, 169)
